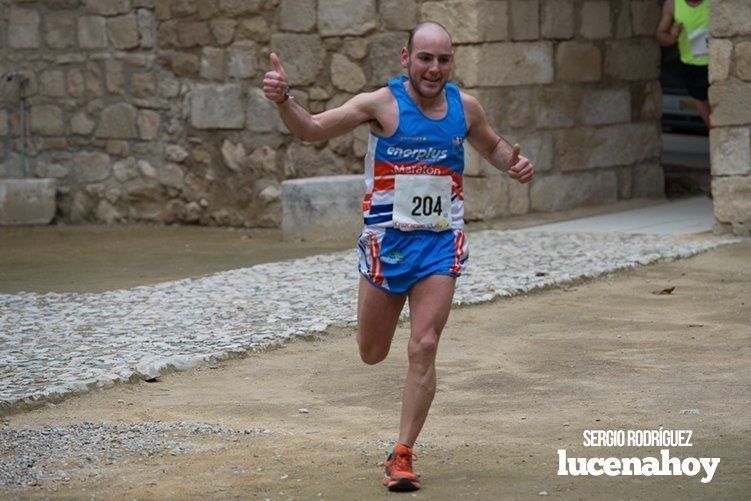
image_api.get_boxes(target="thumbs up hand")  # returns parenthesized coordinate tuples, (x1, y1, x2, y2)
(263, 52, 290, 104)
(507, 143, 534, 184)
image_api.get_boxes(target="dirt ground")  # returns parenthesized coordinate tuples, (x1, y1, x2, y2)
(2, 230, 749, 499)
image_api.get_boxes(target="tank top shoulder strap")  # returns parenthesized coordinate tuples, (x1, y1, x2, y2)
(387, 76, 410, 106)
(444, 82, 468, 133)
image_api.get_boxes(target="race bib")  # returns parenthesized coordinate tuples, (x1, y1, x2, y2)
(689, 28, 709, 58)
(392, 175, 451, 231)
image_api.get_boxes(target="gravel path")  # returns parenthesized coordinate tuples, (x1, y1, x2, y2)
(0, 230, 738, 414)
(0, 421, 264, 490)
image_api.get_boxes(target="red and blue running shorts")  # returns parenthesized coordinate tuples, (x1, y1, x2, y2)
(357, 227, 469, 294)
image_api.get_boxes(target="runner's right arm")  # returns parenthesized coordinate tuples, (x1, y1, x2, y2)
(263, 53, 378, 142)
(655, 0, 681, 47)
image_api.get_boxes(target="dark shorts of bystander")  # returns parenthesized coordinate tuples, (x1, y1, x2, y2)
(676, 61, 709, 101)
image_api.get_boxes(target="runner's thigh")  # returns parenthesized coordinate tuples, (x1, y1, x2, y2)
(357, 275, 407, 348)
(407, 275, 456, 339)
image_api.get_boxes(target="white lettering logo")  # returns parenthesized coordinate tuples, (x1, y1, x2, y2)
(557, 449, 720, 483)
(558, 429, 720, 483)
(386, 146, 448, 161)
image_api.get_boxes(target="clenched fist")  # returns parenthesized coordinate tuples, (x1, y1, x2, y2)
(263, 52, 289, 104)
(670, 22, 683, 41)
(507, 144, 533, 184)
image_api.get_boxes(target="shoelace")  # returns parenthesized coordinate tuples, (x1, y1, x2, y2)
(395, 450, 418, 472)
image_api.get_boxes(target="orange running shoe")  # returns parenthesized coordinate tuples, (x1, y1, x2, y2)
(382, 443, 420, 491)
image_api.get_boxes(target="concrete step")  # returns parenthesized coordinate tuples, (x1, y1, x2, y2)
(0, 178, 57, 225)
(282, 174, 364, 241)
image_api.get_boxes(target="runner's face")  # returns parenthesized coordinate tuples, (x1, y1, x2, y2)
(402, 29, 453, 99)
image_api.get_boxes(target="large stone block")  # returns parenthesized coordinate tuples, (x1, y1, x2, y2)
(452, 45, 481, 87)
(85, 0, 132, 16)
(0, 179, 57, 226)
(9, 7, 40, 49)
(710, 127, 751, 176)
(508, 178, 530, 215)
(536, 85, 578, 128)
(511, 0, 539, 41)
(177, 21, 211, 48)
(556, 41, 602, 82)
(74, 151, 112, 182)
(631, 162, 664, 197)
(40, 70, 66, 97)
(736, 41, 751, 81)
(190, 84, 245, 129)
(138, 9, 156, 48)
(605, 39, 660, 80)
(218, 0, 264, 16)
(464, 173, 508, 221)
(554, 123, 660, 171)
(227, 41, 258, 79)
(137, 109, 161, 141)
(709, 38, 733, 83)
(104, 59, 125, 95)
(79, 16, 108, 49)
(331, 54, 366, 93)
(367, 32, 406, 86)
(200, 47, 225, 80)
(615, 0, 632, 38)
(284, 143, 346, 178)
(280, 0, 317, 32)
(31, 105, 65, 135)
(420, 0, 508, 43)
(270, 34, 325, 85)
(381, 0, 417, 31)
(107, 13, 139, 50)
(581, 1, 611, 39)
(709, 79, 751, 126)
(478, 42, 554, 86)
(531, 170, 618, 212)
(581, 88, 631, 125)
(210, 19, 237, 46)
(712, 176, 751, 235)
(71, 112, 96, 135)
(318, 0, 376, 37)
(282, 175, 365, 241)
(710, 0, 751, 37)
(541, 0, 574, 39)
(96, 103, 138, 138)
(247, 88, 286, 133)
(630, 0, 660, 36)
(640, 80, 662, 120)
(44, 13, 76, 49)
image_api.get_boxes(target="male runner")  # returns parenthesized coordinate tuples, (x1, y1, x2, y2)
(656, 0, 711, 126)
(263, 22, 533, 491)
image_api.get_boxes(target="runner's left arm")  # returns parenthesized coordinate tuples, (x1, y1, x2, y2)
(462, 93, 533, 184)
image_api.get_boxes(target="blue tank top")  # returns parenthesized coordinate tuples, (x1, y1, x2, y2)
(362, 76, 467, 230)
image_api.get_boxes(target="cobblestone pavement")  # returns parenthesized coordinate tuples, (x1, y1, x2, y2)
(0, 230, 738, 414)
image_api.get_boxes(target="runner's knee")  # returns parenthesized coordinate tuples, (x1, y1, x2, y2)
(408, 333, 438, 365)
(357, 333, 389, 365)
(359, 345, 388, 365)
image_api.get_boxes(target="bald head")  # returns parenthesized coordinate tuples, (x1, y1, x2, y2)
(407, 21, 453, 53)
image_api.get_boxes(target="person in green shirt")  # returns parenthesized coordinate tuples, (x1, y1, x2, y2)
(656, 0, 711, 127)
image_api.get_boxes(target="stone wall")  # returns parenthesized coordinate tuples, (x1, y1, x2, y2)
(0, 0, 663, 226)
(709, 0, 751, 236)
